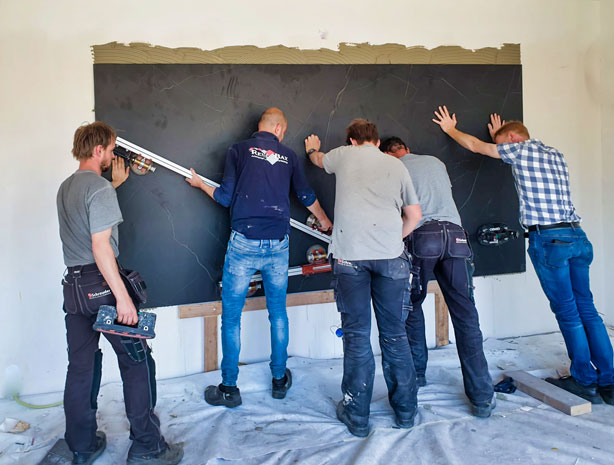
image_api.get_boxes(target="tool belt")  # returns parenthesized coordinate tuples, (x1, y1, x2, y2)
(408, 222, 472, 260)
(62, 263, 147, 316)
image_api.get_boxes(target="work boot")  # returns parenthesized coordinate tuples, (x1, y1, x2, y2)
(336, 401, 369, 437)
(394, 410, 416, 429)
(471, 395, 496, 418)
(272, 369, 292, 399)
(545, 376, 603, 404)
(72, 431, 106, 464)
(416, 374, 427, 388)
(204, 384, 242, 408)
(597, 385, 614, 405)
(126, 443, 184, 464)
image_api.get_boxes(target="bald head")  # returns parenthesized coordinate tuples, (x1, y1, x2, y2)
(258, 107, 288, 141)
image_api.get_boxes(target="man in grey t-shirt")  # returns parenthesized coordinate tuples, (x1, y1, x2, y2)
(56, 122, 182, 464)
(305, 119, 422, 437)
(381, 136, 494, 418)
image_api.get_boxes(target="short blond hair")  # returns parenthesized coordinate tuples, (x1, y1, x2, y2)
(494, 121, 530, 140)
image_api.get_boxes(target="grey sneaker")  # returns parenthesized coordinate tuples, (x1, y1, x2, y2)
(73, 431, 106, 464)
(204, 384, 242, 408)
(471, 396, 496, 418)
(272, 369, 292, 399)
(126, 443, 184, 464)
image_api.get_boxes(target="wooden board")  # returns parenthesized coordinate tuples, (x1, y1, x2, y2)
(429, 281, 450, 346)
(506, 370, 592, 416)
(179, 290, 335, 319)
(185, 284, 449, 372)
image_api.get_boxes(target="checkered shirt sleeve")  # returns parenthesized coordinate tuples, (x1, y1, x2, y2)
(496, 140, 581, 226)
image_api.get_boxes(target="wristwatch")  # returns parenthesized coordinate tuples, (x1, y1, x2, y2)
(306, 148, 317, 156)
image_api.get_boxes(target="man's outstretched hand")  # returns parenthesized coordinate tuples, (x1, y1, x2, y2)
(111, 157, 130, 188)
(488, 113, 506, 141)
(432, 106, 457, 134)
(305, 134, 321, 153)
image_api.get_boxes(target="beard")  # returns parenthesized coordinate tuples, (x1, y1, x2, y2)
(101, 160, 112, 172)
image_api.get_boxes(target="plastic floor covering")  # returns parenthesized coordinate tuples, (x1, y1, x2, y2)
(1, 332, 614, 465)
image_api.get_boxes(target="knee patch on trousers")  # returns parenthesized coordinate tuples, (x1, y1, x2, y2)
(146, 347, 157, 408)
(90, 349, 103, 410)
(120, 336, 147, 363)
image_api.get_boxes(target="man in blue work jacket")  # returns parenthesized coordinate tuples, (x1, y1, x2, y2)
(187, 107, 332, 407)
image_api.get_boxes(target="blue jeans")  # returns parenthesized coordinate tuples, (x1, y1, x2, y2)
(528, 226, 614, 386)
(332, 254, 417, 426)
(220, 231, 290, 386)
(406, 221, 493, 403)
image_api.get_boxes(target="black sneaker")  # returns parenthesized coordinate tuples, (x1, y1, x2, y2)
(471, 396, 496, 418)
(72, 431, 106, 464)
(545, 376, 603, 404)
(272, 369, 292, 399)
(126, 443, 184, 465)
(597, 385, 614, 405)
(336, 401, 369, 437)
(416, 374, 427, 388)
(394, 410, 416, 429)
(204, 384, 242, 408)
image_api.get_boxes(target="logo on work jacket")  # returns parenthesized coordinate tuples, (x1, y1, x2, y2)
(249, 147, 288, 165)
(88, 289, 112, 300)
(456, 237, 467, 244)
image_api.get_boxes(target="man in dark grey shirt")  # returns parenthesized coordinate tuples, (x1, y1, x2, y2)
(305, 120, 422, 437)
(381, 136, 494, 418)
(56, 122, 182, 465)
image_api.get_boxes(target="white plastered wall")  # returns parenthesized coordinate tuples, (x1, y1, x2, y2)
(601, 2, 614, 331)
(0, 0, 609, 396)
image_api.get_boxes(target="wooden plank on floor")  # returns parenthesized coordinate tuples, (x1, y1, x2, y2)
(506, 370, 592, 416)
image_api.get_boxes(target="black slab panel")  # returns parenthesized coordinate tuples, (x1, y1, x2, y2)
(94, 64, 525, 307)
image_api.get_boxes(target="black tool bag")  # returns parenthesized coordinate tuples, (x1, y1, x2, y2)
(120, 267, 148, 304)
(62, 265, 147, 316)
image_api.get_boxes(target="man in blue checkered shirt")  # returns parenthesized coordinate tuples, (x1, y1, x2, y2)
(432, 105, 614, 405)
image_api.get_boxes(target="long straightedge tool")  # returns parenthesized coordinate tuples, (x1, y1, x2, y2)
(115, 137, 331, 244)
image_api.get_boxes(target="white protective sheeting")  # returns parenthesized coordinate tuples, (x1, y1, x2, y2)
(1, 332, 613, 464)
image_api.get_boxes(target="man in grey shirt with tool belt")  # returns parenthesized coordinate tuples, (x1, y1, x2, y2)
(56, 122, 182, 465)
(305, 119, 422, 437)
(381, 136, 494, 418)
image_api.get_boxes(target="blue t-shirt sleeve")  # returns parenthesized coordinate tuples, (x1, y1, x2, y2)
(290, 152, 316, 207)
(213, 146, 239, 207)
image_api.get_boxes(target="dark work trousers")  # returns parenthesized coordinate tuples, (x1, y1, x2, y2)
(406, 221, 493, 404)
(332, 253, 417, 427)
(64, 312, 167, 456)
